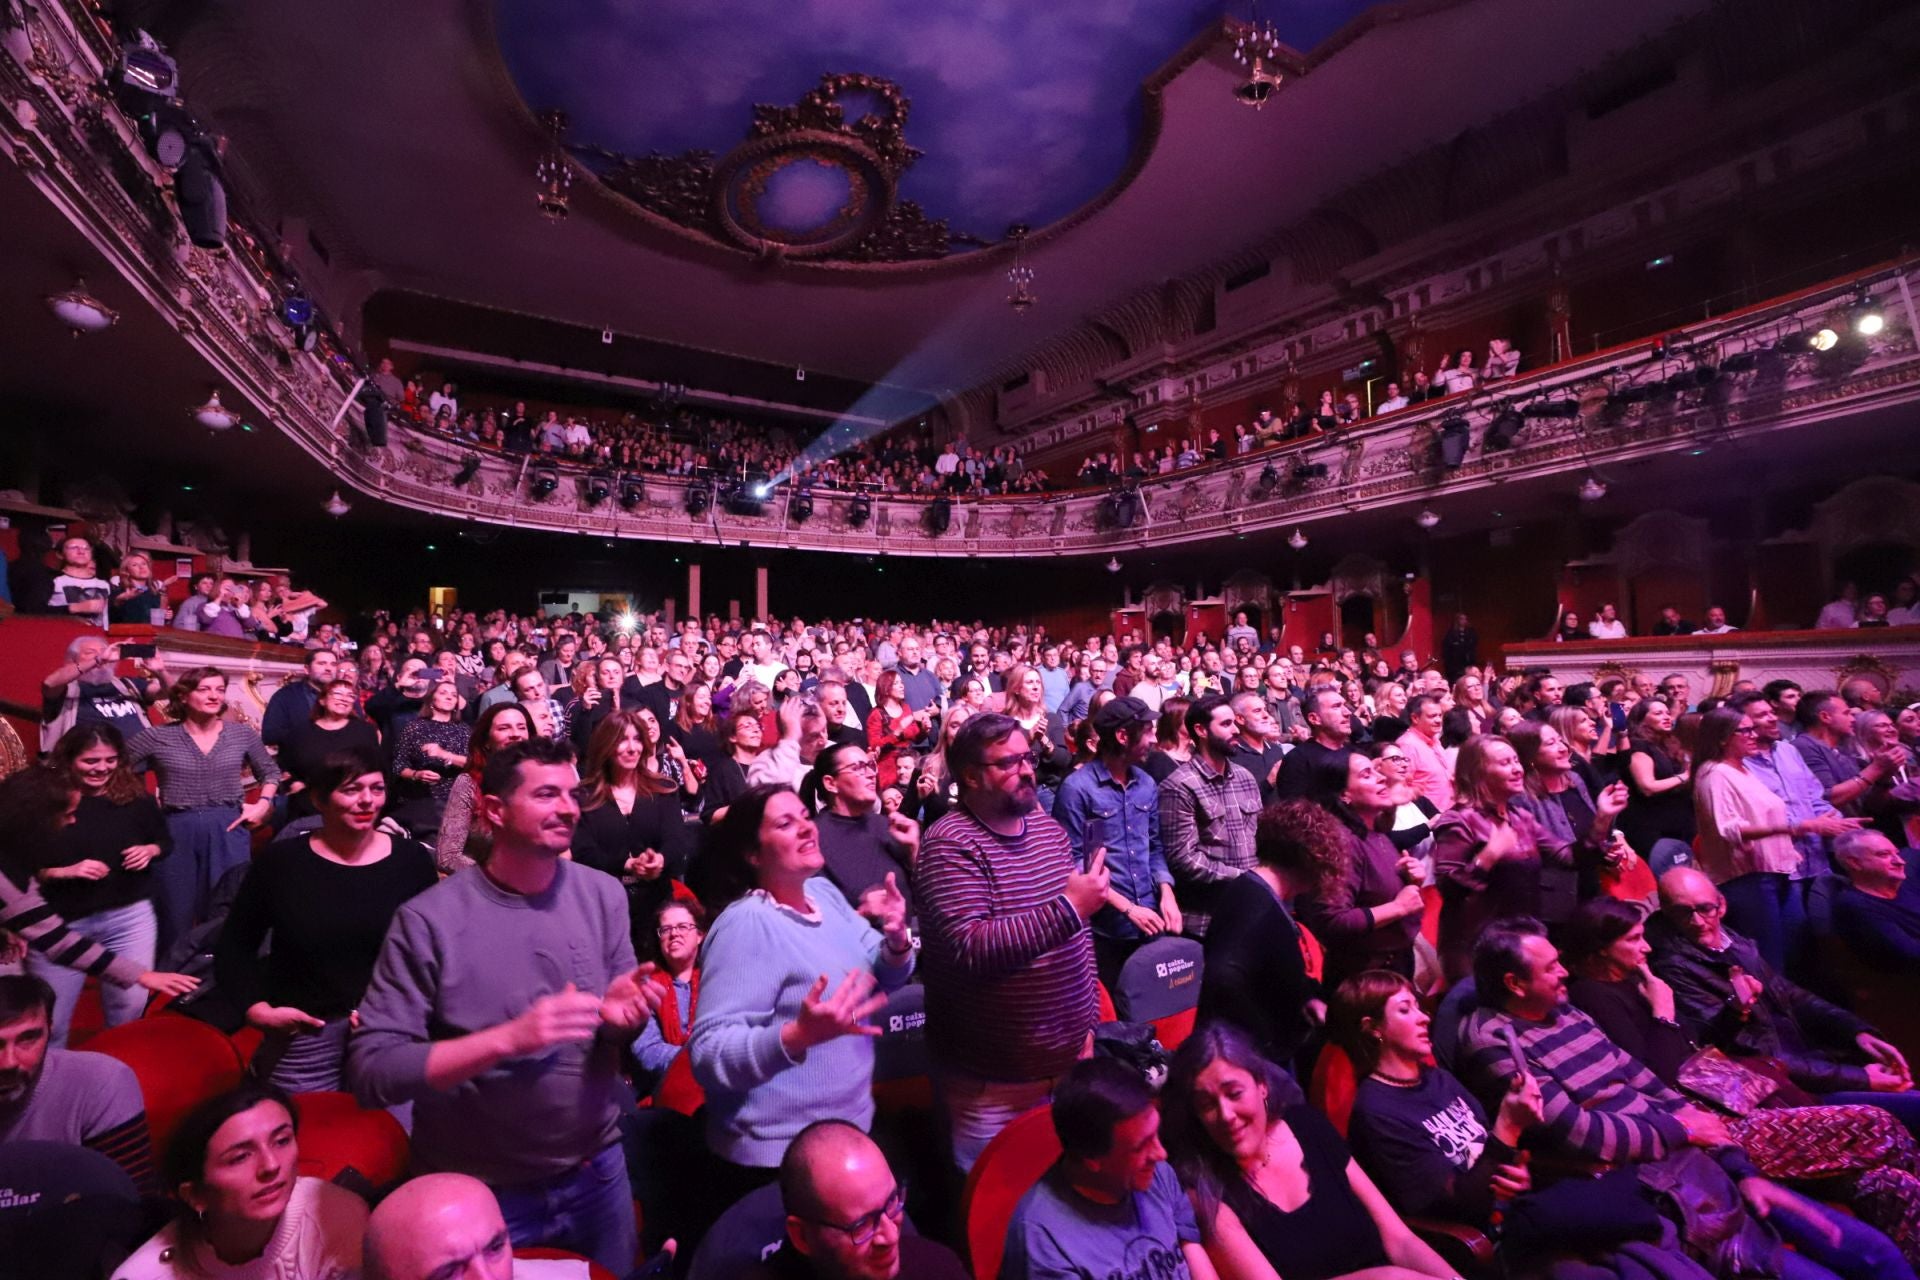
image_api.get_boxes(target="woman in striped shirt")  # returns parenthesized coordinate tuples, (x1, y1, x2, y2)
(126, 667, 281, 955)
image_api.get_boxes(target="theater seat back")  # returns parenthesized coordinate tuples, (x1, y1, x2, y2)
(85, 1014, 245, 1159)
(289, 1092, 410, 1198)
(873, 984, 928, 1083)
(1112, 936, 1204, 1024)
(1308, 1043, 1360, 1138)
(961, 1105, 1061, 1280)
(687, 1182, 787, 1280)
(514, 1247, 618, 1280)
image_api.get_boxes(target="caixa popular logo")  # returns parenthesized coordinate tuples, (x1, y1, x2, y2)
(886, 1010, 928, 1034)
(1154, 957, 1197, 982)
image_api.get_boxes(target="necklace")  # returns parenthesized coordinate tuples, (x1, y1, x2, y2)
(1370, 1066, 1423, 1087)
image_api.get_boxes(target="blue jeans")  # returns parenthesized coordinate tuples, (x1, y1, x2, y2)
(1772, 1189, 1916, 1280)
(495, 1143, 636, 1276)
(1819, 1088, 1920, 1140)
(26, 901, 156, 1047)
(1719, 871, 1807, 978)
(154, 806, 251, 957)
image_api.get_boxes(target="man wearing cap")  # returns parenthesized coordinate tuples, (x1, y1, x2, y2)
(1052, 696, 1181, 982)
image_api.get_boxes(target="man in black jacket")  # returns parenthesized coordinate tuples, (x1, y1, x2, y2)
(1651, 867, 1920, 1132)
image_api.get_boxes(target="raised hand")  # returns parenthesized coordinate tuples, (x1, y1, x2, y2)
(505, 983, 605, 1056)
(870, 872, 911, 947)
(600, 964, 662, 1034)
(1493, 1070, 1545, 1145)
(1065, 848, 1111, 920)
(785, 970, 888, 1055)
(885, 811, 922, 860)
(1595, 782, 1630, 823)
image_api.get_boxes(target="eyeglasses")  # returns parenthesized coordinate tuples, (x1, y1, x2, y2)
(1664, 900, 1722, 919)
(656, 923, 698, 938)
(984, 751, 1039, 771)
(1733, 726, 1759, 736)
(836, 760, 878, 775)
(1377, 754, 1409, 765)
(806, 1183, 907, 1246)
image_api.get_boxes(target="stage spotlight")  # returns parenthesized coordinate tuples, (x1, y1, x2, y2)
(1252, 463, 1280, 498)
(1720, 350, 1761, 374)
(585, 471, 613, 506)
(925, 497, 953, 534)
(791, 489, 814, 523)
(117, 38, 180, 100)
(686, 482, 712, 516)
(1438, 413, 1470, 468)
(751, 481, 772, 500)
(282, 295, 315, 329)
(1289, 461, 1328, 485)
(1849, 293, 1885, 337)
(452, 454, 482, 486)
(357, 384, 388, 447)
(847, 493, 872, 527)
(619, 475, 645, 509)
(1483, 408, 1523, 451)
(174, 137, 228, 249)
(530, 466, 559, 498)
(1521, 400, 1581, 419)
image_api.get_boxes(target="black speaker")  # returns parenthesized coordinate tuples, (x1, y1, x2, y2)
(925, 497, 952, 534)
(1438, 415, 1471, 469)
(360, 392, 388, 448)
(175, 143, 227, 249)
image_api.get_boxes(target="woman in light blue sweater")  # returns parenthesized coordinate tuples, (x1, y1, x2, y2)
(689, 782, 914, 1201)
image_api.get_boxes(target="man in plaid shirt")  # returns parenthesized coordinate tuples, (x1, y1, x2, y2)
(1157, 695, 1261, 938)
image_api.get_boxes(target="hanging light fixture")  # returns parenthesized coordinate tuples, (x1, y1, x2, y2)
(190, 390, 239, 431)
(1106, 556, 1122, 574)
(1287, 527, 1308, 549)
(535, 109, 573, 222)
(1006, 224, 1035, 313)
(1231, 4, 1287, 107)
(1578, 474, 1608, 502)
(1414, 507, 1441, 530)
(322, 490, 351, 518)
(46, 280, 119, 334)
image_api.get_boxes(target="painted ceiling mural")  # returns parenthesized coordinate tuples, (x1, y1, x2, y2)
(492, 0, 1389, 265)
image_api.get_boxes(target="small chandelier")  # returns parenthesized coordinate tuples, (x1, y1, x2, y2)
(1231, 6, 1287, 108)
(1578, 474, 1608, 502)
(1414, 507, 1441, 530)
(1287, 527, 1308, 550)
(46, 280, 119, 334)
(323, 490, 351, 518)
(190, 390, 239, 431)
(1006, 224, 1036, 314)
(535, 109, 573, 222)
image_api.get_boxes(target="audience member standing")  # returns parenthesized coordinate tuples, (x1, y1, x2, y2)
(914, 714, 1103, 1170)
(1159, 696, 1261, 938)
(350, 738, 656, 1273)
(433, 702, 532, 875)
(126, 667, 280, 954)
(278, 680, 382, 821)
(570, 710, 692, 943)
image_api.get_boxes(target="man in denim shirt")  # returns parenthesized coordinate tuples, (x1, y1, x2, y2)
(1052, 696, 1179, 982)
(1733, 693, 1856, 881)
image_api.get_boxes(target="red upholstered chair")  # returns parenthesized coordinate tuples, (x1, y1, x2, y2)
(289, 1092, 410, 1196)
(1419, 885, 1443, 946)
(85, 1013, 245, 1160)
(1297, 921, 1325, 983)
(961, 1105, 1061, 1280)
(1308, 1042, 1360, 1137)
(514, 1247, 619, 1280)
(1095, 981, 1118, 1024)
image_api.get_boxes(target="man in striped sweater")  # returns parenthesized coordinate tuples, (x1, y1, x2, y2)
(0, 975, 154, 1192)
(1460, 919, 1912, 1280)
(915, 714, 1107, 1171)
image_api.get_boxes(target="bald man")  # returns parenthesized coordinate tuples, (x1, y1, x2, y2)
(744, 1121, 966, 1280)
(1650, 866, 1920, 1134)
(364, 1172, 597, 1280)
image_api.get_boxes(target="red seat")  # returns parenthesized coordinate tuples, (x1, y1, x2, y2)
(289, 1092, 410, 1194)
(1307, 1043, 1360, 1137)
(1095, 981, 1118, 1024)
(514, 1247, 619, 1280)
(85, 1013, 245, 1160)
(1151, 1006, 1198, 1053)
(1297, 922, 1325, 983)
(961, 1105, 1061, 1280)
(1419, 885, 1443, 946)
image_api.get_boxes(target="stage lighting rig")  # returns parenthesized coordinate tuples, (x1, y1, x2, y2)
(619, 475, 646, 509)
(452, 455, 483, 487)
(925, 497, 953, 535)
(1483, 408, 1523, 451)
(1437, 413, 1470, 468)
(529, 466, 559, 498)
(847, 492, 872, 527)
(585, 471, 613, 506)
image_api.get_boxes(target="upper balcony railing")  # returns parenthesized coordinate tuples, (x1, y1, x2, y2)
(5, 0, 1918, 560)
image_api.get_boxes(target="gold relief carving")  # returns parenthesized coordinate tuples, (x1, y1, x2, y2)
(1708, 660, 1741, 699)
(1833, 654, 1901, 701)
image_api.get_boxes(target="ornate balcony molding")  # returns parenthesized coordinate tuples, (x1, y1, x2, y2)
(5, 1, 1918, 562)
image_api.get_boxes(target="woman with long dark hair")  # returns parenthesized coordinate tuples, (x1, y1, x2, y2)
(688, 783, 913, 1203)
(1298, 751, 1426, 991)
(118, 1082, 367, 1278)
(572, 710, 692, 939)
(215, 747, 435, 1091)
(434, 701, 531, 874)
(1621, 696, 1695, 860)
(1162, 1022, 1456, 1280)
(669, 681, 725, 774)
(866, 668, 929, 792)
(127, 667, 281, 953)
(29, 725, 171, 1045)
(1, 764, 195, 1021)
(702, 708, 764, 824)
(392, 677, 468, 840)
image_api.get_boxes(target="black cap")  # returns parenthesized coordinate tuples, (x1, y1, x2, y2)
(1092, 695, 1154, 736)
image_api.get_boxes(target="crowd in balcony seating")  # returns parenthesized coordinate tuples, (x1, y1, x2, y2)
(7, 576, 1920, 1279)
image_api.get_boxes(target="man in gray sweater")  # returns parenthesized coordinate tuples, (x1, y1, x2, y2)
(349, 738, 659, 1274)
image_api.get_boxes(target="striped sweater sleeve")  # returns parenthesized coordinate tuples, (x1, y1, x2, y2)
(1, 870, 145, 987)
(86, 1112, 157, 1194)
(913, 831, 1081, 979)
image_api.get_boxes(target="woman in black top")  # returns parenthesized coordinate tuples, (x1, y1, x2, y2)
(571, 711, 692, 946)
(1298, 753, 1426, 992)
(1620, 696, 1695, 858)
(279, 680, 382, 820)
(215, 746, 436, 1091)
(702, 708, 763, 823)
(28, 725, 172, 1045)
(1163, 1021, 1455, 1280)
(392, 677, 468, 840)
(670, 682, 725, 776)
(1195, 800, 1334, 1071)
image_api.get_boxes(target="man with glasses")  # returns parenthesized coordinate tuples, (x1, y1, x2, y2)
(1728, 692, 1861, 893)
(1001, 1057, 1212, 1280)
(916, 714, 1105, 1170)
(1650, 867, 1920, 1136)
(748, 1120, 967, 1279)
(815, 744, 921, 922)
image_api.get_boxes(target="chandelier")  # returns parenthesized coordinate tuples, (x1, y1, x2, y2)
(1006, 224, 1035, 313)
(1231, 6, 1287, 108)
(535, 110, 573, 221)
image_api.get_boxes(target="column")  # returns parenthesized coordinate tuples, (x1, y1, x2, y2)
(755, 564, 769, 624)
(687, 563, 701, 622)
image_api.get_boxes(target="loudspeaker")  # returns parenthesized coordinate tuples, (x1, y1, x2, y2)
(361, 395, 388, 448)
(175, 144, 227, 249)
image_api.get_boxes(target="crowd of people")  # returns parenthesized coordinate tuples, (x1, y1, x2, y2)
(4, 595, 1920, 1280)
(1548, 581, 1920, 643)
